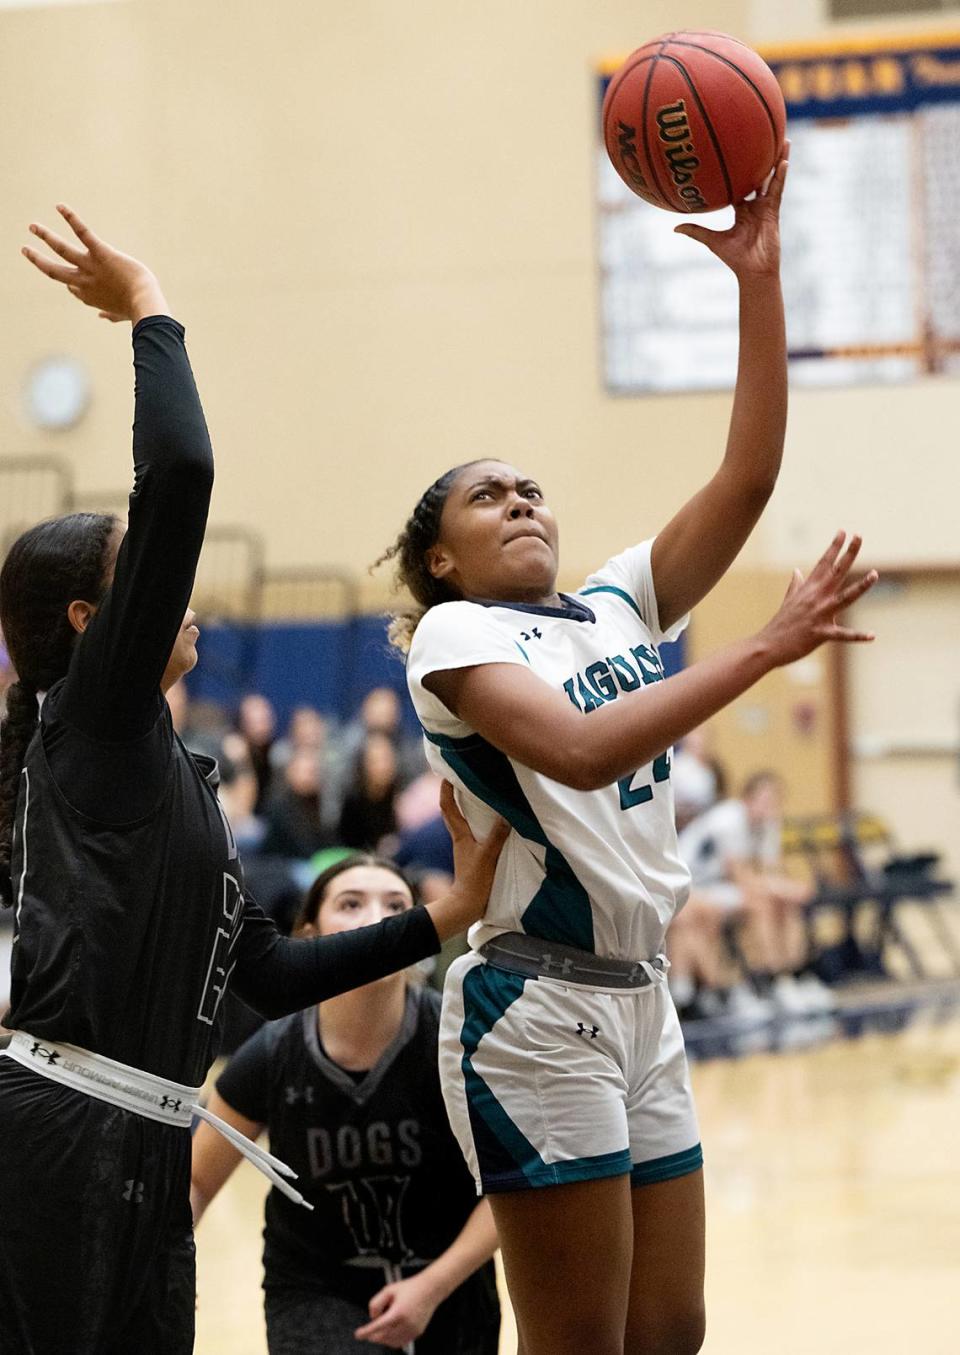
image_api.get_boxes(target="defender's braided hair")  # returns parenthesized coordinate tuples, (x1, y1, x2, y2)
(0, 513, 118, 905)
(373, 461, 482, 652)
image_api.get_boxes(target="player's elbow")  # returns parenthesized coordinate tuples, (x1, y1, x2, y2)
(748, 469, 778, 507)
(552, 737, 616, 792)
(169, 446, 215, 489)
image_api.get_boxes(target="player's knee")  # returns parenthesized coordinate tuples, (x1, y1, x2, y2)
(626, 1300, 706, 1355)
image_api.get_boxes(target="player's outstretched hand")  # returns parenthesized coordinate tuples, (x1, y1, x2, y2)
(423, 783, 509, 941)
(759, 531, 879, 667)
(22, 205, 169, 324)
(674, 139, 789, 280)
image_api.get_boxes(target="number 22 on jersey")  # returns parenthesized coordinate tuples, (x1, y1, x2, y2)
(618, 751, 671, 810)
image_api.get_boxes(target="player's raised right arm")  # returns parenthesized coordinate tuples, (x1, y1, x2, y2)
(427, 532, 878, 792)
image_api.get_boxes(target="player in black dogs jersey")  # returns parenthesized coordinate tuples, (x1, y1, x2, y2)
(192, 855, 501, 1355)
(0, 208, 508, 1355)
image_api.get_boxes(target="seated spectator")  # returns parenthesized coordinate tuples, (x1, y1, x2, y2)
(236, 692, 278, 812)
(395, 769, 447, 833)
(331, 685, 426, 793)
(672, 726, 723, 832)
(261, 747, 337, 861)
(338, 731, 399, 851)
(670, 771, 830, 1019)
(166, 681, 231, 763)
(217, 733, 266, 855)
(0, 637, 13, 714)
(270, 704, 330, 775)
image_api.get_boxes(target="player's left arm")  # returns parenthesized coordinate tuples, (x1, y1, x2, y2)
(190, 1090, 263, 1225)
(231, 786, 507, 1019)
(354, 1200, 498, 1346)
(651, 146, 790, 633)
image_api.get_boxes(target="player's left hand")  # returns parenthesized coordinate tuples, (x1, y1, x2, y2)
(355, 1271, 438, 1347)
(673, 139, 789, 280)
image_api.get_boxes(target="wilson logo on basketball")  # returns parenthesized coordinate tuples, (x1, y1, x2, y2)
(655, 100, 707, 210)
(615, 122, 651, 196)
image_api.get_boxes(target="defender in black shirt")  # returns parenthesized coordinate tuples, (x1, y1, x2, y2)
(0, 209, 506, 1355)
(193, 856, 500, 1355)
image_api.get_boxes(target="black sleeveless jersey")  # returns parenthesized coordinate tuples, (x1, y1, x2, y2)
(217, 985, 499, 1322)
(2, 318, 440, 1087)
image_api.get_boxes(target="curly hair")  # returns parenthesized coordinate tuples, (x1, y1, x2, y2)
(372, 461, 482, 652)
(0, 513, 118, 905)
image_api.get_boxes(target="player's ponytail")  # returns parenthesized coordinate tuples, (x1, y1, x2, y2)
(373, 461, 481, 653)
(0, 512, 118, 905)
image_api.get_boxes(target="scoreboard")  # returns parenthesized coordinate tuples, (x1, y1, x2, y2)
(598, 32, 960, 393)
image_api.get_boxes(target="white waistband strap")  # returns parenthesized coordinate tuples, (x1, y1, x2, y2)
(2, 1031, 313, 1212)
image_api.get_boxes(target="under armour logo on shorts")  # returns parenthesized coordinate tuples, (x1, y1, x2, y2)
(122, 1180, 145, 1205)
(159, 1096, 183, 1112)
(29, 1042, 60, 1065)
(576, 1023, 600, 1039)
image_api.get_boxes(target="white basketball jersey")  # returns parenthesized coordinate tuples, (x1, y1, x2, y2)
(406, 539, 691, 961)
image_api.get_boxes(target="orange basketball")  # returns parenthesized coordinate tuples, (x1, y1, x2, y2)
(602, 31, 786, 213)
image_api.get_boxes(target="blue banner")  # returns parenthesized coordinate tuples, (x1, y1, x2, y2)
(599, 33, 960, 123)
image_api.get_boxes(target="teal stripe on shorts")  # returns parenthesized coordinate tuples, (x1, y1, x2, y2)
(631, 1143, 703, 1188)
(459, 964, 635, 1194)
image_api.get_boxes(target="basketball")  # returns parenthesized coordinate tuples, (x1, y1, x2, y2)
(602, 31, 786, 213)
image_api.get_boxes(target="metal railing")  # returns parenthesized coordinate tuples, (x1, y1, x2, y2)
(0, 459, 367, 693)
(0, 456, 73, 555)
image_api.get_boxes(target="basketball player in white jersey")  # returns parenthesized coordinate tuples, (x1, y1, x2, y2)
(376, 149, 878, 1355)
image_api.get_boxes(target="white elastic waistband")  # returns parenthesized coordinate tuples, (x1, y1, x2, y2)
(2, 1031, 313, 1211)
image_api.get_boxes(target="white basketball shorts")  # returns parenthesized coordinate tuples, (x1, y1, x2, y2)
(439, 950, 702, 1195)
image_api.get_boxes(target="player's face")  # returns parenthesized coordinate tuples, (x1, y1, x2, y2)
(161, 608, 200, 692)
(429, 460, 560, 603)
(747, 780, 783, 824)
(312, 866, 414, 936)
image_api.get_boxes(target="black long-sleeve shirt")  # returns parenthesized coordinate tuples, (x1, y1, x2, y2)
(4, 318, 439, 1084)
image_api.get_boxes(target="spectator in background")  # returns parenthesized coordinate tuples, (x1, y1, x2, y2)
(0, 637, 13, 715)
(237, 692, 278, 812)
(332, 685, 425, 790)
(262, 747, 336, 861)
(217, 737, 266, 856)
(672, 726, 724, 832)
(270, 704, 329, 775)
(338, 731, 399, 851)
(395, 768, 447, 834)
(671, 770, 830, 1018)
(166, 681, 231, 763)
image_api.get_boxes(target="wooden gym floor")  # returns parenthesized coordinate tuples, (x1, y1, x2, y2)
(195, 997, 960, 1354)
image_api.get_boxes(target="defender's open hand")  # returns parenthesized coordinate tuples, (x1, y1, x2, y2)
(22, 205, 168, 323)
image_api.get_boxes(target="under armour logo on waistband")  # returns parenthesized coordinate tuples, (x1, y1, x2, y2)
(542, 953, 574, 976)
(576, 1023, 600, 1039)
(159, 1096, 183, 1112)
(29, 1042, 60, 1065)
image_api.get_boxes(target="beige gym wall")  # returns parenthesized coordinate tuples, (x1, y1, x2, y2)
(1, 0, 955, 584)
(0, 0, 762, 598)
